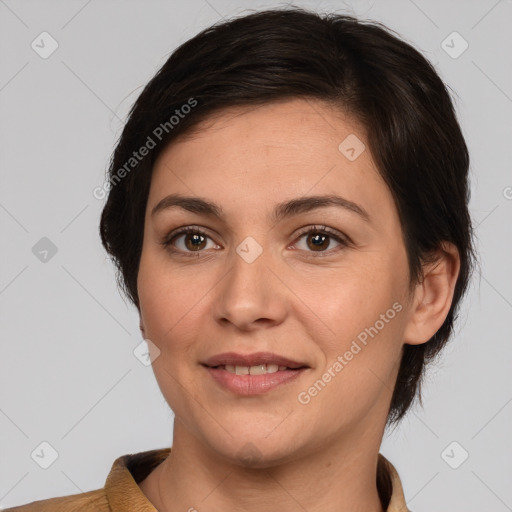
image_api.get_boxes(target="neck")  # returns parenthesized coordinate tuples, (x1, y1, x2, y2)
(150, 419, 387, 512)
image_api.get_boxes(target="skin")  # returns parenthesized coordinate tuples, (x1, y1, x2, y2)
(136, 98, 460, 512)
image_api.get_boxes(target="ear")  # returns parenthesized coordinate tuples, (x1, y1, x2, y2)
(403, 242, 461, 345)
(139, 317, 146, 338)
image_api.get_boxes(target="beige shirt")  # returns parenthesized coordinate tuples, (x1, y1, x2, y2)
(4, 448, 410, 511)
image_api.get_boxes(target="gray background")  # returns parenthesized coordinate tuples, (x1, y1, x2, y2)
(1, 0, 511, 510)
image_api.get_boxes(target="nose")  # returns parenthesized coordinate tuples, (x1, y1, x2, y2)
(212, 243, 288, 332)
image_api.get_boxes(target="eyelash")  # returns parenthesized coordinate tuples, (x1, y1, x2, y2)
(161, 225, 350, 258)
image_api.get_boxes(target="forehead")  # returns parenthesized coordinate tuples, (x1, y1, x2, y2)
(149, 98, 396, 228)
(165, 99, 366, 158)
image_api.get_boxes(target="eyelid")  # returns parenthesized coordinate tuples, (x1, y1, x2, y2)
(292, 224, 351, 245)
(163, 224, 213, 241)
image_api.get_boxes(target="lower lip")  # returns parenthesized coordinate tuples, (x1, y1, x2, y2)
(204, 366, 307, 395)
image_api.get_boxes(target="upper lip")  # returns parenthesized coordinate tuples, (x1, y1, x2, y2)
(202, 352, 309, 369)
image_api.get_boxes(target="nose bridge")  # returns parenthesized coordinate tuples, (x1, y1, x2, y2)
(213, 234, 285, 328)
(228, 234, 270, 298)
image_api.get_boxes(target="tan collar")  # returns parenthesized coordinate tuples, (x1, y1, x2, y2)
(380, 455, 410, 511)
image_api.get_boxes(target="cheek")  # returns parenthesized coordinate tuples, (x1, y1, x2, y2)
(312, 269, 406, 405)
(297, 291, 405, 430)
(290, 262, 406, 419)
(137, 256, 207, 414)
(137, 249, 210, 341)
(288, 255, 403, 350)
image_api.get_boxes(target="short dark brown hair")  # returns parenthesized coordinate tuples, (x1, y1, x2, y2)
(99, 7, 477, 425)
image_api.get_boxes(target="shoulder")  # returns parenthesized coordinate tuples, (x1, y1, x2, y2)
(2, 447, 170, 512)
(2, 487, 110, 511)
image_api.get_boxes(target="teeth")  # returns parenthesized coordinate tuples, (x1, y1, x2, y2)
(235, 365, 249, 375)
(224, 364, 283, 375)
(248, 364, 266, 375)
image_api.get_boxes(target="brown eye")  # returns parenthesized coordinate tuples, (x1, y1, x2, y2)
(183, 232, 207, 251)
(162, 227, 217, 254)
(306, 232, 330, 251)
(293, 225, 348, 255)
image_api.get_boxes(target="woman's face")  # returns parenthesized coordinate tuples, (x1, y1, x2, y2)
(137, 98, 417, 465)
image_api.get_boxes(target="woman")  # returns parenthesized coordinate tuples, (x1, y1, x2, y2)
(6, 7, 475, 512)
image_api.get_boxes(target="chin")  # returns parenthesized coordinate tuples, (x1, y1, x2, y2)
(209, 431, 307, 469)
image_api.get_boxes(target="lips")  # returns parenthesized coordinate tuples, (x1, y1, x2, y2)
(202, 351, 309, 370)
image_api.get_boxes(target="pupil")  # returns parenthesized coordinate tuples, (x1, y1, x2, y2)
(310, 233, 327, 250)
(187, 233, 205, 250)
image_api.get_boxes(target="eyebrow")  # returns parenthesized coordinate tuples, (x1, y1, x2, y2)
(151, 193, 370, 223)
